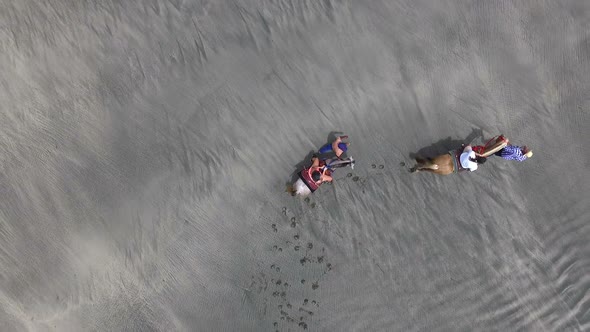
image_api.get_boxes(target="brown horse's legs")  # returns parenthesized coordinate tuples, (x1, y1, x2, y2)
(411, 158, 439, 173)
(415, 168, 439, 173)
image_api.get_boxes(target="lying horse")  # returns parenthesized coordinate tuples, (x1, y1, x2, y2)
(410, 135, 508, 175)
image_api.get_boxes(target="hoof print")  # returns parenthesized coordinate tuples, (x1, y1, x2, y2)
(371, 164, 376, 168)
(310, 203, 316, 208)
(301, 279, 306, 284)
(352, 176, 359, 182)
(307, 242, 313, 249)
(291, 222, 297, 228)
(379, 165, 384, 169)
(294, 246, 300, 251)
(294, 234, 299, 240)
(312, 282, 319, 290)
(347, 173, 352, 177)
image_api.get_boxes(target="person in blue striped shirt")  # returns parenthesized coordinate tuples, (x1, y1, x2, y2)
(493, 145, 533, 161)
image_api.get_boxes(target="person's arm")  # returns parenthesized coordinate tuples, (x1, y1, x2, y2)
(311, 157, 320, 167)
(331, 136, 343, 157)
(322, 174, 333, 183)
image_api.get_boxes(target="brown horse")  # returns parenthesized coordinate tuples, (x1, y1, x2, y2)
(410, 153, 457, 175)
(410, 137, 507, 175)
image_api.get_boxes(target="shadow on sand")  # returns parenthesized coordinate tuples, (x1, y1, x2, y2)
(409, 128, 484, 159)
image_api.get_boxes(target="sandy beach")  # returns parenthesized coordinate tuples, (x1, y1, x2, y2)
(0, 1, 589, 331)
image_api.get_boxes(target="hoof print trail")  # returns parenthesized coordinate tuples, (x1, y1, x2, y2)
(299, 322, 308, 329)
(299, 307, 314, 316)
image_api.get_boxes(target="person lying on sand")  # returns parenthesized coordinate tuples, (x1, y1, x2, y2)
(460, 145, 487, 171)
(493, 145, 533, 161)
(318, 135, 349, 159)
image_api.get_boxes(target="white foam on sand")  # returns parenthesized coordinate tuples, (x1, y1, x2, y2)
(0, 1, 589, 331)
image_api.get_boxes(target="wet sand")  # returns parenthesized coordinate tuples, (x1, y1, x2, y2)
(0, 1, 589, 331)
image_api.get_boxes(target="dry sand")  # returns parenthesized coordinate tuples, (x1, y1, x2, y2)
(1, 1, 589, 331)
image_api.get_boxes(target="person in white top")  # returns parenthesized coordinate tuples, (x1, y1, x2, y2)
(459, 145, 487, 171)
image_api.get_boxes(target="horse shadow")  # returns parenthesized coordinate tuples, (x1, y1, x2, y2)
(409, 128, 484, 159)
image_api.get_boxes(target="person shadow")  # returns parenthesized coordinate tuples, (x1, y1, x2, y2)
(409, 128, 484, 160)
(285, 131, 346, 193)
